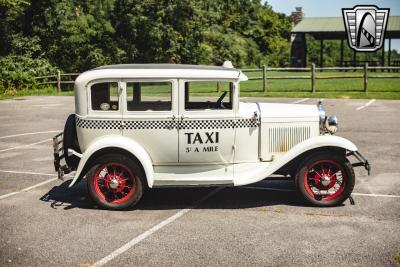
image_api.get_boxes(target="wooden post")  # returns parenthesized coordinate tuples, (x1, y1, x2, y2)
(262, 65, 267, 93)
(388, 38, 392, 70)
(57, 70, 61, 93)
(311, 63, 316, 93)
(381, 41, 385, 69)
(364, 62, 368, 93)
(340, 39, 344, 67)
(217, 81, 221, 93)
(319, 39, 324, 68)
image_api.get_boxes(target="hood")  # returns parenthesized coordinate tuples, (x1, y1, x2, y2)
(258, 103, 319, 123)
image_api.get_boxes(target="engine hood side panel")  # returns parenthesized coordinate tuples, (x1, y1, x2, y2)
(258, 103, 319, 122)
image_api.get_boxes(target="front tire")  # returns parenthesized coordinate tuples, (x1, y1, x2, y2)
(295, 152, 355, 207)
(86, 154, 144, 210)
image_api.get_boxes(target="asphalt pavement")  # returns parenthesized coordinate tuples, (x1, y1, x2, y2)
(0, 96, 399, 266)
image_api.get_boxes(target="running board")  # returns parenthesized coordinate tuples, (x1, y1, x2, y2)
(153, 180, 233, 187)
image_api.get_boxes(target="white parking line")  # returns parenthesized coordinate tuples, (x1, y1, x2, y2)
(0, 178, 58, 200)
(0, 170, 72, 200)
(242, 186, 400, 198)
(0, 169, 56, 176)
(352, 192, 400, 198)
(356, 99, 376, 110)
(0, 130, 60, 140)
(92, 187, 224, 267)
(0, 138, 51, 153)
(32, 104, 63, 107)
(291, 98, 310, 104)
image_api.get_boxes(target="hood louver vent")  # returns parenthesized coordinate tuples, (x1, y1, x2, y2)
(268, 126, 311, 153)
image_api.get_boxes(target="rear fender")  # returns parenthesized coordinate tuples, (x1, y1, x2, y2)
(68, 135, 154, 188)
(235, 135, 358, 186)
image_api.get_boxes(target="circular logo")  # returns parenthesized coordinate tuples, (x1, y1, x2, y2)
(100, 103, 110, 111)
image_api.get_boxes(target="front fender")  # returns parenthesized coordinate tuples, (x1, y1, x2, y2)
(235, 135, 358, 186)
(68, 135, 154, 188)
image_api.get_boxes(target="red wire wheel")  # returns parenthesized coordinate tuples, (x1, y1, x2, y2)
(296, 152, 355, 207)
(303, 160, 345, 201)
(93, 162, 136, 204)
(87, 154, 144, 210)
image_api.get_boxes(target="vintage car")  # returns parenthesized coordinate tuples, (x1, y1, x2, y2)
(53, 61, 370, 210)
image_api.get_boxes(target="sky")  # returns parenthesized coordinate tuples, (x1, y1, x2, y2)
(265, 0, 400, 51)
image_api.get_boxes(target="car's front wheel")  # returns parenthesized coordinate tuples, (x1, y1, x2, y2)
(86, 154, 144, 210)
(295, 152, 355, 207)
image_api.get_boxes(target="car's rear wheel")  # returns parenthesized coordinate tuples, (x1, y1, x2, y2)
(295, 152, 355, 207)
(86, 154, 144, 210)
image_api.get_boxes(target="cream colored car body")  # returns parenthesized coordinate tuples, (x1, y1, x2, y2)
(68, 64, 358, 188)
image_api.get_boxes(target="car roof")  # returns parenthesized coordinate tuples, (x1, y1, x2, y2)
(95, 64, 239, 72)
(75, 63, 248, 87)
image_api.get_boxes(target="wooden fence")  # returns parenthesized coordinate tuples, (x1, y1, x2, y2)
(34, 71, 79, 93)
(35, 64, 400, 93)
(242, 64, 400, 93)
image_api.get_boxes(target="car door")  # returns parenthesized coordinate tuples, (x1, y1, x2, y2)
(178, 79, 236, 165)
(122, 79, 179, 164)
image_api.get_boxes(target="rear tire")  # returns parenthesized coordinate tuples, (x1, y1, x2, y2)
(295, 152, 355, 207)
(86, 154, 144, 210)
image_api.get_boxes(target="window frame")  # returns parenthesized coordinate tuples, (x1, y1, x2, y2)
(180, 79, 238, 116)
(87, 79, 122, 116)
(122, 79, 177, 117)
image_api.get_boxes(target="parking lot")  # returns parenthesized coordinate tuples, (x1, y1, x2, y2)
(0, 96, 399, 266)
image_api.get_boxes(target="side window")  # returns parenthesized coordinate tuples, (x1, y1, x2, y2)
(126, 82, 172, 111)
(91, 82, 119, 111)
(185, 81, 233, 110)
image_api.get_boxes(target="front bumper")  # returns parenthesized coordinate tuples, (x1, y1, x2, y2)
(348, 151, 371, 175)
(53, 132, 71, 180)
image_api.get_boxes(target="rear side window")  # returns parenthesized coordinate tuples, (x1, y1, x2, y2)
(91, 82, 119, 111)
(126, 82, 172, 111)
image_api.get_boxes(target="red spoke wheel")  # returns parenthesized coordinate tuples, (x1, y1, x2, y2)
(295, 152, 355, 207)
(86, 154, 144, 210)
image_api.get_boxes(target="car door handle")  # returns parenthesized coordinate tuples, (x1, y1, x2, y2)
(166, 115, 177, 130)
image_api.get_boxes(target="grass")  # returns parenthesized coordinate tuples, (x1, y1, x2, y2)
(0, 86, 74, 100)
(1, 70, 400, 100)
(240, 70, 400, 99)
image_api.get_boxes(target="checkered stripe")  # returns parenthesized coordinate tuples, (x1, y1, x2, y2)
(76, 117, 122, 130)
(76, 118, 257, 130)
(235, 118, 258, 128)
(180, 119, 234, 130)
(124, 120, 174, 130)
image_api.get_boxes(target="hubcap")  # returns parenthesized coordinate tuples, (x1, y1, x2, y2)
(321, 176, 331, 186)
(109, 178, 120, 190)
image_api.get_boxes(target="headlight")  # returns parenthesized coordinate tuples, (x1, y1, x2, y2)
(317, 99, 338, 134)
(326, 115, 338, 134)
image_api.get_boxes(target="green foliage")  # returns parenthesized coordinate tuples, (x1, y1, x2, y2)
(0, 33, 56, 94)
(0, 54, 56, 94)
(1, 0, 399, 99)
(0, 0, 293, 76)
